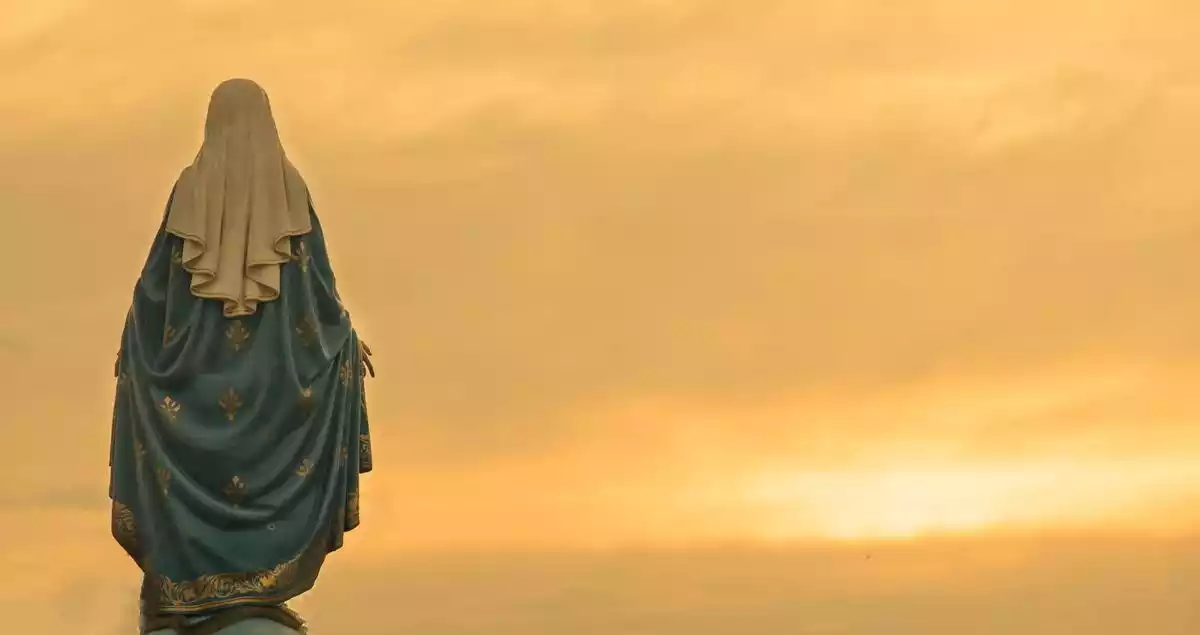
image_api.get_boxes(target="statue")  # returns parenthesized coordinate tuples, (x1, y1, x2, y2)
(109, 78, 374, 634)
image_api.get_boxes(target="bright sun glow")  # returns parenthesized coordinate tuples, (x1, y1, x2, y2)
(739, 461, 1200, 541)
(744, 469, 1032, 540)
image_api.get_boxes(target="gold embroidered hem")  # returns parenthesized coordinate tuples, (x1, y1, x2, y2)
(155, 548, 309, 613)
(113, 496, 354, 614)
(150, 538, 331, 613)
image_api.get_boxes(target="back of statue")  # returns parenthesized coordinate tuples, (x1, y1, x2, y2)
(110, 78, 374, 634)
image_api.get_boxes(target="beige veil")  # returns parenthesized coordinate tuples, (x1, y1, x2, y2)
(166, 78, 311, 317)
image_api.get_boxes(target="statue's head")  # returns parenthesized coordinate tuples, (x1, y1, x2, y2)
(203, 78, 279, 141)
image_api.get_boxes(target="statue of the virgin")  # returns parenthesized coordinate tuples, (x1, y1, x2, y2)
(109, 78, 374, 634)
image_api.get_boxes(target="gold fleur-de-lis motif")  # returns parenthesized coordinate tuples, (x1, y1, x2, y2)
(295, 458, 314, 478)
(298, 387, 313, 412)
(112, 500, 138, 547)
(159, 396, 181, 423)
(223, 476, 247, 506)
(155, 467, 171, 496)
(295, 314, 317, 348)
(163, 325, 177, 345)
(292, 240, 310, 273)
(359, 434, 373, 471)
(170, 245, 182, 266)
(346, 491, 360, 528)
(225, 320, 251, 352)
(218, 388, 242, 422)
(339, 360, 352, 388)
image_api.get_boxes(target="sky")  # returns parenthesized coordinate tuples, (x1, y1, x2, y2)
(2, 0, 1200, 632)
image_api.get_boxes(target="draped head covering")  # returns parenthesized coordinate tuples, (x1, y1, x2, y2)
(167, 78, 311, 317)
(110, 78, 372, 621)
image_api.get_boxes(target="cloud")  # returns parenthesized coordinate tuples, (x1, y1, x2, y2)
(6, 535, 1200, 634)
(0, 483, 105, 510)
(0, 333, 25, 355)
(293, 537, 1200, 635)
(4, 0, 1200, 459)
(0, 0, 88, 49)
(3, 0, 1200, 550)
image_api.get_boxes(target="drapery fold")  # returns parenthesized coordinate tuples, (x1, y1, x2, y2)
(110, 188, 371, 614)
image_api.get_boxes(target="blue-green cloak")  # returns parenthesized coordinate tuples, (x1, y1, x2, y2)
(109, 186, 372, 615)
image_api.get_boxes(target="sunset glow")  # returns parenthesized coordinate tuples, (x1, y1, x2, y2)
(4, 0, 1200, 632)
(743, 461, 1200, 541)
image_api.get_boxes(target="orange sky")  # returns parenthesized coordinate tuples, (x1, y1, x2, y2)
(3, 0, 1200, 632)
